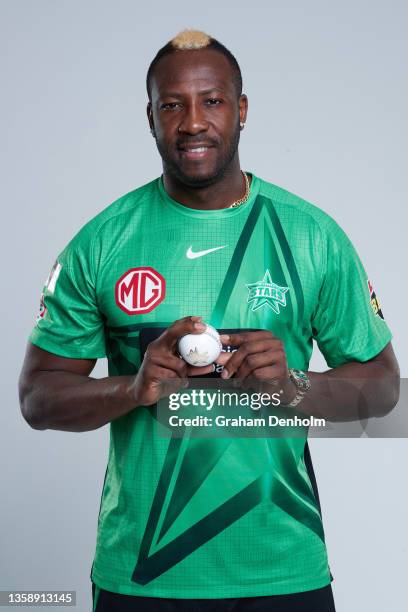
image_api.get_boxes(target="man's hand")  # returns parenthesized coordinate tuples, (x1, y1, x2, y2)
(18, 316, 223, 432)
(218, 331, 297, 404)
(128, 316, 219, 406)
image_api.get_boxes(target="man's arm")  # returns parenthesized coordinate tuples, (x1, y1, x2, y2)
(18, 317, 214, 432)
(18, 344, 134, 432)
(306, 342, 400, 420)
(219, 333, 400, 421)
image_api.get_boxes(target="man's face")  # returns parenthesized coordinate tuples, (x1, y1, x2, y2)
(147, 48, 247, 187)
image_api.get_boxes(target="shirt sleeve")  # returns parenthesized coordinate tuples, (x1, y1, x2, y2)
(311, 217, 392, 368)
(29, 229, 106, 359)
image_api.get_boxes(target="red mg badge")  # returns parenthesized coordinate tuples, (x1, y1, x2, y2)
(115, 267, 165, 315)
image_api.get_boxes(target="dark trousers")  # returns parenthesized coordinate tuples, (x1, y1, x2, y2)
(92, 582, 336, 612)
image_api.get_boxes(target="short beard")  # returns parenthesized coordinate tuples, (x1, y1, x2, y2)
(157, 121, 241, 189)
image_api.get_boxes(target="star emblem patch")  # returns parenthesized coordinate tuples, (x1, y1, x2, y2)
(246, 270, 289, 314)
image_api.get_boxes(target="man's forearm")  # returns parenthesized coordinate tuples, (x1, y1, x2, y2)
(20, 372, 137, 432)
(299, 360, 400, 422)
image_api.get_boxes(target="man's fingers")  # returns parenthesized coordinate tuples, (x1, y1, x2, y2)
(148, 353, 188, 377)
(219, 331, 275, 346)
(186, 363, 217, 376)
(159, 316, 207, 351)
(214, 352, 231, 366)
(220, 340, 284, 379)
(236, 349, 287, 381)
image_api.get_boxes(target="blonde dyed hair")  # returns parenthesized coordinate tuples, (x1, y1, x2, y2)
(171, 29, 212, 50)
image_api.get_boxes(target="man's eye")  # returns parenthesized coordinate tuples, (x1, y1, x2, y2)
(206, 98, 222, 105)
(160, 102, 180, 110)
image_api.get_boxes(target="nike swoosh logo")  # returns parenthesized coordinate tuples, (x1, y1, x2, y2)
(186, 245, 227, 259)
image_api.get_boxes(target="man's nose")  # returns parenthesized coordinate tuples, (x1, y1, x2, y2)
(178, 101, 208, 134)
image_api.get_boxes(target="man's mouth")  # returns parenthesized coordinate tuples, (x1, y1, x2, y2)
(178, 145, 215, 159)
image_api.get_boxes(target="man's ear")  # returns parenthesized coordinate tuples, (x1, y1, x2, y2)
(239, 94, 248, 127)
(147, 102, 155, 136)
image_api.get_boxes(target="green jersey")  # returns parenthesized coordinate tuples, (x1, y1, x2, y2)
(29, 173, 392, 598)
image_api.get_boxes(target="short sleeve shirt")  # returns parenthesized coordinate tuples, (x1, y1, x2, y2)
(29, 174, 392, 598)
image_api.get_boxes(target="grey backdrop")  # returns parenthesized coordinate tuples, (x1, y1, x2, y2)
(1, 1, 407, 610)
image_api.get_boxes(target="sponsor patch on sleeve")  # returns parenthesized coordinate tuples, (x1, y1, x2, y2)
(35, 293, 47, 323)
(367, 279, 384, 320)
(35, 260, 62, 324)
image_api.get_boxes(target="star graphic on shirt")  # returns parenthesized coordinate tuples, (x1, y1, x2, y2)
(246, 270, 289, 314)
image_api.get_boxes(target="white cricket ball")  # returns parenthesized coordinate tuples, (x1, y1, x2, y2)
(178, 324, 222, 367)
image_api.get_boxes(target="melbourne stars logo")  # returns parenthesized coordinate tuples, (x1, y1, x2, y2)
(246, 270, 289, 314)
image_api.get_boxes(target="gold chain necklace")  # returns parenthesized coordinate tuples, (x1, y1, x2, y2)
(229, 171, 250, 208)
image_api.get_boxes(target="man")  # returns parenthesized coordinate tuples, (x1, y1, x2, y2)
(19, 29, 399, 612)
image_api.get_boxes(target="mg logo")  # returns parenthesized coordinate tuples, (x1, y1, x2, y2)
(115, 267, 165, 315)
